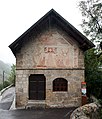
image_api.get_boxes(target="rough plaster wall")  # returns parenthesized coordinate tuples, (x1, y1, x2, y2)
(15, 28, 85, 107)
(16, 28, 84, 69)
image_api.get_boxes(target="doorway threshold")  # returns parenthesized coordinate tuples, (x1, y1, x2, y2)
(26, 100, 46, 109)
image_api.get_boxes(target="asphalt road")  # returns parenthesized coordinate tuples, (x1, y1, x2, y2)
(0, 108, 76, 119)
(0, 86, 15, 110)
(0, 87, 76, 119)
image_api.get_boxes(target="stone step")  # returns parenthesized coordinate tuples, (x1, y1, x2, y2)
(26, 100, 46, 109)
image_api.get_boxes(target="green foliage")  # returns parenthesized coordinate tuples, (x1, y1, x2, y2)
(3, 80, 11, 88)
(99, 108, 102, 119)
(0, 64, 16, 91)
(8, 64, 16, 85)
(85, 48, 102, 99)
(0, 81, 11, 91)
(0, 83, 3, 91)
(79, 0, 102, 43)
(0, 60, 11, 83)
(79, 0, 102, 100)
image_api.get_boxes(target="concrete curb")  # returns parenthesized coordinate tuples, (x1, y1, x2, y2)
(10, 95, 16, 110)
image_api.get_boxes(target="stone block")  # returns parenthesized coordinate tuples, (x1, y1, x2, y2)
(15, 28, 85, 108)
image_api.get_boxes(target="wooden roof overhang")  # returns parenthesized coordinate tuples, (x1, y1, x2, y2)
(9, 9, 95, 56)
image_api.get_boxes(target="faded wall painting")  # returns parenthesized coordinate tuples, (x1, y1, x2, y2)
(32, 30, 79, 69)
(36, 45, 73, 68)
(17, 29, 79, 69)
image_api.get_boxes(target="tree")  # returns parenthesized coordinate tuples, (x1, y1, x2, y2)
(8, 64, 16, 85)
(85, 48, 102, 98)
(0, 64, 16, 90)
(78, 0, 102, 99)
(79, 0, 102, 45)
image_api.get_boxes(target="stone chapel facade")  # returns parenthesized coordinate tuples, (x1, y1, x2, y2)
(9, 9, 94, 108)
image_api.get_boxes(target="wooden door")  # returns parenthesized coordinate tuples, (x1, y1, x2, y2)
(29, 74, 46, 100)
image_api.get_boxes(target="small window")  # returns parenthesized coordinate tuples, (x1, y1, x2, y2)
(53, 78, 68, 91)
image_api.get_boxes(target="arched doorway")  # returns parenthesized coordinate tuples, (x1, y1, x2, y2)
(29, 74, 46, 100)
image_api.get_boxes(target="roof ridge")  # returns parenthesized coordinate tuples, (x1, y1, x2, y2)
(9, 9, 94, 56)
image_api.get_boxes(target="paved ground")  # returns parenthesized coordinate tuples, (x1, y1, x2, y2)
(0, 87, 76, 119)
(0, 87, 15, 110)
(0, 108, 76, 119)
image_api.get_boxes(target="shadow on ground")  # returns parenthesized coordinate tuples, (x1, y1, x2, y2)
(0, 108, 76, 119)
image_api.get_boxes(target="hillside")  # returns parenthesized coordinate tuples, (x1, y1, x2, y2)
(0, 60, 11, 83)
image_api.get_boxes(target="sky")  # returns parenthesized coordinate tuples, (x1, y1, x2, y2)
(0, 0, 82, 64)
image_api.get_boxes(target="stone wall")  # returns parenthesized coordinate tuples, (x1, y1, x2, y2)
(15, 27, 85, 108)
(70, 102, 100, 119)
(16, 69, 84, 107)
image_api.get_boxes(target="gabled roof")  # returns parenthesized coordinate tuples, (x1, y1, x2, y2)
(9, 9, 95, 56)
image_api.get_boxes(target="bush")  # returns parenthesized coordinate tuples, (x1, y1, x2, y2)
(4, 80, 11, 88)
(99, 108, 102, 119)
(0, 83, 3, 91)
(8, 64, 16, 86)
(0, 80, 11, 91)
(98, 99, 102, 119)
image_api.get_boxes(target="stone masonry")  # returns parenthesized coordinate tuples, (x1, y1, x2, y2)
(15, 28, 85, 108)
